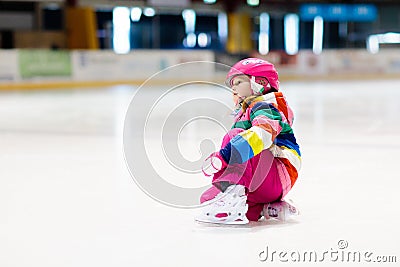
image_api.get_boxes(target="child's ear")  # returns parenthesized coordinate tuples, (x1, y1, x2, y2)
(250, 76, 265, 94)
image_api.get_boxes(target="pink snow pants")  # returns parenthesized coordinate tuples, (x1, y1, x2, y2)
(200, 128, 283, 221)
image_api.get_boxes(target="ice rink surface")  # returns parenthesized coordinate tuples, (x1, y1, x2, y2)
(1, 79, 400, 267)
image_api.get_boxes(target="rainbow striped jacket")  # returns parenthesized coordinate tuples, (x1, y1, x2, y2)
(219, 91, 301, 197)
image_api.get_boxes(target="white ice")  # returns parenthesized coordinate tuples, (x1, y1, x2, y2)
(0, 79, 399, 267)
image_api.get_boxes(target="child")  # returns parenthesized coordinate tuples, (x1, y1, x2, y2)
(195, 58, 301, 225)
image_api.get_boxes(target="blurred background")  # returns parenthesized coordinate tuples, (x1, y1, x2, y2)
(0, 0, 399, 86)
(1, 2, 400, 267)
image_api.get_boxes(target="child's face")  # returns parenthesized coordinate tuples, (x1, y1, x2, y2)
(230, 75, 253, 105)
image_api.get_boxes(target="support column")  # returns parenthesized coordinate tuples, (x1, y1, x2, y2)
(34, 2, 43, 31)
(65, 5, 99, 49)
(226, 13, 252, 54)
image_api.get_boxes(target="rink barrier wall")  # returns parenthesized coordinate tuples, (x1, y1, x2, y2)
(0, 49, 399, 90)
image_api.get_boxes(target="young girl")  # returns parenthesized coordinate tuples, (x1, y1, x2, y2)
(195, 58, 301, 225)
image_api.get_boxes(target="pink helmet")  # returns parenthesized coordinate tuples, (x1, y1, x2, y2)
(226, 58, 280, 92)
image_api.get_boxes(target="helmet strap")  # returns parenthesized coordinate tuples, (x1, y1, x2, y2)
(250, 76, 265, 95)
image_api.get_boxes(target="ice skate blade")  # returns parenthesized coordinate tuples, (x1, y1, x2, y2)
(194, 217, 249, 225)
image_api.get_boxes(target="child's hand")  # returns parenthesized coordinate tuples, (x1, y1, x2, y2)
(202, 152, 227, 177)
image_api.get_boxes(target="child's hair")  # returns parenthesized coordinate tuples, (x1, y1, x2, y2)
(240, 87, 278, 110)
(241, 95, 259, 110)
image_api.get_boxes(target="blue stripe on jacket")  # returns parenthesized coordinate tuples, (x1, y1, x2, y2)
(219, 135, 254, 165)
(275, 133, 301, 156)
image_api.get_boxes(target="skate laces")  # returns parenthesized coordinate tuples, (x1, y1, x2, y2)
(212, 187, 243, 207)
(195, 185, 249, 225)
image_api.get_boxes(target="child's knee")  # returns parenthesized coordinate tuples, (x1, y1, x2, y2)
(200, 186, 220, 203)
(246, 203, 264, 221)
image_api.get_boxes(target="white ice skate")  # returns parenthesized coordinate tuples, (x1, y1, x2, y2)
(263, 199, 299, 221)
(195, 185, 249, 225)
